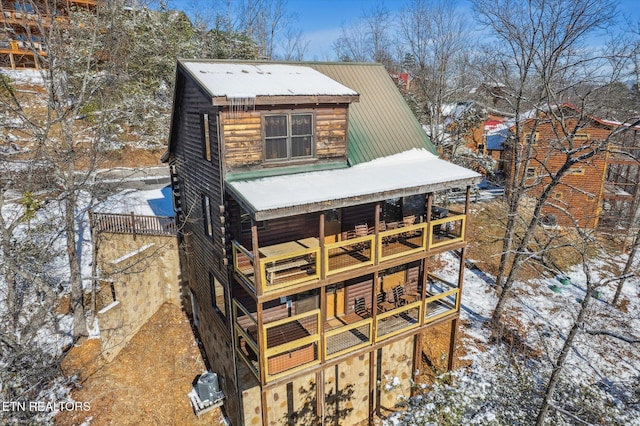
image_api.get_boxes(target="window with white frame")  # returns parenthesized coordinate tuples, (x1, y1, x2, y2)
(264, 113, 313, 161)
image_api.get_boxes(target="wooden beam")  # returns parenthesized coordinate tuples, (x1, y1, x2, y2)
(448, 318, 458, 371)
(251, 223, 262, 297)
(368, 349, 375, 425)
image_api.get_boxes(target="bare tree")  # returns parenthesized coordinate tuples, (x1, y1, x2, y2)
(470, 0, 621, 327)
(333, 2, 395, 68)
(236, 0, 290, 59)
(398, 0, 472, 146)
(280, 27, 309, 61)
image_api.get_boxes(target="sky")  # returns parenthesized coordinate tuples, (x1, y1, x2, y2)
(169, 0, 640, 61)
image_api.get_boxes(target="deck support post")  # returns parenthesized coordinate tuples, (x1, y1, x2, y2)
(426, 193, 433, 248)
(447, 318, 458, 371)
(251, 222, 262, 296)
(316, 369, 324, 423)
(368, 349, 375, 425)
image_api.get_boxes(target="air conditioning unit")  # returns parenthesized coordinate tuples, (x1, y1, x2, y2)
(197, 372, 224, 403)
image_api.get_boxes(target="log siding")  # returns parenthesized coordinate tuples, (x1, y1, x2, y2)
(221, 105, 349, 172)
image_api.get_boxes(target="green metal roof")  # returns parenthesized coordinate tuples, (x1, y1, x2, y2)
(308, 63, 437, 164)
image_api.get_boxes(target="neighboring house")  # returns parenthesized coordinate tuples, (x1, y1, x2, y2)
(599, 123, 640, 230)
(163, 60, 481, 425)
(501, 104, 640, 229)
(0, 0, 96, 69)
(441, 101, 509, 161)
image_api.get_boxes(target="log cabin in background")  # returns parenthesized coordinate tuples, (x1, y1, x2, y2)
(0, 0, 96, 69)
(163, 59, 482, 425)
(500, 104, 640, 230)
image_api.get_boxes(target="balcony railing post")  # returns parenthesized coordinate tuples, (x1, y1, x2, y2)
(426, 192, 433, 250)
(251, 222, 262, 297)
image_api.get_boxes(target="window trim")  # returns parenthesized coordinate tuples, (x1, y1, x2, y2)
(526, 167, 537, 178)
(202, 113, 212, 161)
(203, 194, 213, 238)
(524, 132, 539, 145)
(210, 272, 227, 322)
(263, 112, 315, 162)
(574, 133, 589, 141)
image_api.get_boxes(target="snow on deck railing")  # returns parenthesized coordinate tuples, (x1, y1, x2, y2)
(92, 212, 176, 236)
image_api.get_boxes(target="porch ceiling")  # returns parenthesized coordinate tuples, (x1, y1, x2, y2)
(226, 149, 482, 221)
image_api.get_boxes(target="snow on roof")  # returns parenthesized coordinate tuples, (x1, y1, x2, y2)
(181, 62, 358, 99)
(227, 149, 481, 219)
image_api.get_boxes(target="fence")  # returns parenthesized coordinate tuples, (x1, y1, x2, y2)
(92, 212, 176, 236)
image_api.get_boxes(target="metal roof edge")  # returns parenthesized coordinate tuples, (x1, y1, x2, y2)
(225, 161, 349, 182)
(240, 175, 482, 221)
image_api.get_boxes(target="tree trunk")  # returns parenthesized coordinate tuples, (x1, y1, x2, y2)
(535, 284, 592, 425)
(65, 189, 87, 339)
(612, 230, 640, 306)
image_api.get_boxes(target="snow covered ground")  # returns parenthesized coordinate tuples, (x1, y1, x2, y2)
(385, 250, 640, 425)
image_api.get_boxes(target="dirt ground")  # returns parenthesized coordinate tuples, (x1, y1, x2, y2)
(57, 303, 225, 426)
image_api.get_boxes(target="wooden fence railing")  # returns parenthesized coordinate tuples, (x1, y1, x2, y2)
(92, 212, 176, 236)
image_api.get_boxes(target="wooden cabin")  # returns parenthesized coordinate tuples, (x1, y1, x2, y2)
(502, 105, 613, 229)
(599, 125, 640, 230)
(0, 0, 96, 69)
(163, 60, 481, 425)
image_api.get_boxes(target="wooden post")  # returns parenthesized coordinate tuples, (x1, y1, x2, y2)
(426, 193, 433, 249)
(319, 212, 326, 280)
(374, 203, 381, 265)
(316, 369, 324, 424)
(448, 318, 458, 371)
(251, 222, 262, 296)
(368, 350, 375, 425)
(130, 211, 136, 240)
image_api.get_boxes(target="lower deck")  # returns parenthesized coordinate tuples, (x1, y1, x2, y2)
(233, 270, 459, 382)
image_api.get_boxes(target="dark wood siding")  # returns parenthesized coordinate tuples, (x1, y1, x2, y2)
(171, 72, 240, 420)
(342, 203, 376, 232)
(344, 277, 374, 315)
(228, 198, 321, 249)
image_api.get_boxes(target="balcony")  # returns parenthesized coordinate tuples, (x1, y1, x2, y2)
(233, 300, 321, 382)
(0, 40, 48, 55)
(233, 207, 466, 295)
(232, 268, 461, 383)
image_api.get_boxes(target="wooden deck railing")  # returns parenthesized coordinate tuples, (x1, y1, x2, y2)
(324, 317, 373, 359)
(233, 272, 460, 383)
(0, 40, 48, 54)
(324, 234, 375, 276)
(262, 310, 321, 381)
(429, 212, 466, 249)
(92, 212, 176, 236)
(259, 247, 320, 292)
(375, 300, 422, 341)
(233, 209, 466, 294)
(232, 242, 257, 293)
(377, 223, 428, 262)
(424, 274, 460, 323)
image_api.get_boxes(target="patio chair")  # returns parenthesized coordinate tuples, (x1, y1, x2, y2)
(376, 291, 394, 313)
(401, 215, 419, 238)
(355, 224, 369, 237)
(354, 297, 371, 318)
(392, 285, 407, 307)
(369, 221, 386, 234)
(402, 215, 416, 227)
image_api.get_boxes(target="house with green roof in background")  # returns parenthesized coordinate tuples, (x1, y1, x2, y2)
(163, 59, 481, 425)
